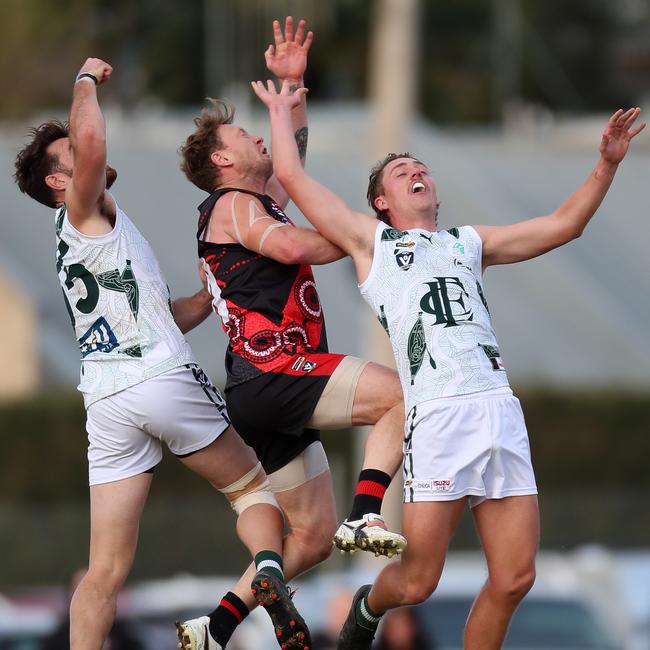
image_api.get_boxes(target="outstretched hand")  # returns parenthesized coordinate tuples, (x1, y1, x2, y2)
(77, 58, 112, 85)
(251, 79, 308, 111)
(265, 16, 313, 82)
(600, 108, 645, 165)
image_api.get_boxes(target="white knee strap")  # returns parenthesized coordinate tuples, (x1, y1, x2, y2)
(220, 462, 279, 515)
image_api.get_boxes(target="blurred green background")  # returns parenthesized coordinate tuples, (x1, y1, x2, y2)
(1, 0, 648, 120)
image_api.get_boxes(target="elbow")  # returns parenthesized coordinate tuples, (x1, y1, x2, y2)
(566, 223, 585, 241)
(275, 239, 307, 265)
(279, 246, 306, 265)
(72, 126, 106, 157)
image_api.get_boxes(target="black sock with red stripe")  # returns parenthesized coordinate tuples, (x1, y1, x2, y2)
(347, 469, 391, 521)
(208, 592, 249, 646)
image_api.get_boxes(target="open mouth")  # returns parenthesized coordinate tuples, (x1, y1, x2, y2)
(411, 181, 426, 194)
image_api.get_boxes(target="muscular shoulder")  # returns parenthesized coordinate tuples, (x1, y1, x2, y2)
(211, 189, 294, 254)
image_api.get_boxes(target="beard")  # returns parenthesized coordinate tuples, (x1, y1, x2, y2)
(255, 157, 273, 182)
(105, 165, 117, 188)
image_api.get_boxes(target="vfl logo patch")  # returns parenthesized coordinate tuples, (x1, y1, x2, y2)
(79, 317, 118, 358)
(452, 242, 465, 255)
(395, 251, 414, 270)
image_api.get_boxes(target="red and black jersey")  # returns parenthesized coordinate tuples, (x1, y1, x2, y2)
(197, 188, 334, 390)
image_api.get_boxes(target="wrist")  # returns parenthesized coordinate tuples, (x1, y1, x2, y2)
(595, 157, 618, 179)
(76, 72, 98, 85)
(280, 78, 303, 87)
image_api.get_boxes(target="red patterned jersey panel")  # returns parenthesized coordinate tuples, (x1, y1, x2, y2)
(197, 188, 330, 388)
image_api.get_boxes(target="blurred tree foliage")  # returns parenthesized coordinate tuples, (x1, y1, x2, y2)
(0, 0, 94, 117)
(1, 0, 648, 121)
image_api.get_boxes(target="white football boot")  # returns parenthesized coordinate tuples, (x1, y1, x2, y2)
(332, 513, 407, 558)
(176, 616, 222, 650)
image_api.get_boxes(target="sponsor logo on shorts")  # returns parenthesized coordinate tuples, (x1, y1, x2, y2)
(407, 479, 453, 492)
(302, 361, 317, 372)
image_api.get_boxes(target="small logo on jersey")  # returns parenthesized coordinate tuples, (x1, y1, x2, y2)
(453, 258, 472, 271)
(452, 242, 465, 255)
(292, 356, 306, 371)
(79, 317, 118, 358)
(395, 250, 414, 270)
(381, 228, 408, 241)
(120, 345, 142, 358)
(479, 343, 505, 371)
(269, 201, 292, 224)
(395, 240, 416, 249)
(292, 357, 317, 372)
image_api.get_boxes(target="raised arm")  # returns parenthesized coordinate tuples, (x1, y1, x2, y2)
(66, 58, 113, 231)
(475, 108, 645, 268)
(263, 17, 313, 208)
(214, 190, 345, 265)
(252, 80, 377, 280)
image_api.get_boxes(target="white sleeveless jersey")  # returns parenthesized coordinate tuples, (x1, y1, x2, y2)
(55, 204, 196, 406)
(359, 223, 510, 412)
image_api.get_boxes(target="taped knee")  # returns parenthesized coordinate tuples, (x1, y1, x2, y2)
(220, 462, 279, 515)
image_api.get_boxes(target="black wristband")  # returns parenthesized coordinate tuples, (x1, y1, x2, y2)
(76, 72, 98, 85)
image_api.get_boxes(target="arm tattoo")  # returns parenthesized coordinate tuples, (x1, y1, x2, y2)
(295, 127, 308, 160)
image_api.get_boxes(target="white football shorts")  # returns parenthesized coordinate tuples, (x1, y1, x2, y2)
(86, 363, 230, 485)
(403, 388, 537, 507)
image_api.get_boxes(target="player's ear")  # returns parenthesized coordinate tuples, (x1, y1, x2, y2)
(45, 172, 68, 192)
(210, 150, 233, 169)
(374, 195, 388, 212)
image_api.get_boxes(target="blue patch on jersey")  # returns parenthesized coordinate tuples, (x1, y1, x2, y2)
(395, 251, 414, 270)
(79, 316, 118, 358)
